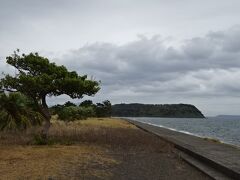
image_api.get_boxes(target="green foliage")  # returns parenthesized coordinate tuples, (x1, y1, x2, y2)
(111, 103, 205, 118)
(0, 92, 43, 130)
(50, 101, 77, 115)
(95, 100, 112, 117)
(79, 100, 94, 107)
(58, 106, 96, 121)
(1, 51, 100, 99)
(64, 101, 77, 107)
(50, 104, 63, 115)
(51, 99, 112, 121)
(50, 101, 78, 115)
(58, 106, 79, 121)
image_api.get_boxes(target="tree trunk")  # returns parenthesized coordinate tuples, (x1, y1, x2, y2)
(41, 109, 51, 136)
(39, 95, 51, 137)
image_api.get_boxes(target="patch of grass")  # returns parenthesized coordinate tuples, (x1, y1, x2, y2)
(0, 145, 118, 179)
(0, 131, 32, 145)
(0, 118, 172, 153)
(48, 118, 172, 152)
(51, 117, 137, 129)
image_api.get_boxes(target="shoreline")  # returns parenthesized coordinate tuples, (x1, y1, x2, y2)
(126, 118, 240, 179)
(137, 120, 240, 149)
(121, 117, 240, 148)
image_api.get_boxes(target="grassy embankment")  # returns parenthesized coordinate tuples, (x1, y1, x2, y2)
(0, 117, 210, 179)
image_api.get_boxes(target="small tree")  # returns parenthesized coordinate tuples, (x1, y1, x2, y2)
(64, 101, 77, 107)
(96, 100, 112, 117)
(0, 50, 100, 135)
(79, 100, 94, 107)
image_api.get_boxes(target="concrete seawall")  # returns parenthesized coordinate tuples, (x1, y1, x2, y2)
(126, 119, 240, 180)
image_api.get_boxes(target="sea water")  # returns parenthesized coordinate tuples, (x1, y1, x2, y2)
(126, 117, 240, 147)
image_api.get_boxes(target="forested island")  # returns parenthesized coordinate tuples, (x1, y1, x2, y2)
(112, 103, 205, 118)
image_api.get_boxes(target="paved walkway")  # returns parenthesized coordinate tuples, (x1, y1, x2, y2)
(126, 119, 240, 180)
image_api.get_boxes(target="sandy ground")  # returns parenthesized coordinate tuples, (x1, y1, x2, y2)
(0, 118, 211, 180)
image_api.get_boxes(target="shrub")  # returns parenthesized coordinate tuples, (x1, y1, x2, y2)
(58, 106, 95, 121)
(0, 92, 43, 130)
(95, 100, 112, 117)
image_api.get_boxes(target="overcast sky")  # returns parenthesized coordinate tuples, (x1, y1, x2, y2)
(1, 0, 240, 116)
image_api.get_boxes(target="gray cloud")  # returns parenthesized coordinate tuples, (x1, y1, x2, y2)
(47, 26, 240, 116)
(60, 26, 240, 78)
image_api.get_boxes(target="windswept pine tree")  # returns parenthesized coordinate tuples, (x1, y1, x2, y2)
(0, 50, 100, 135)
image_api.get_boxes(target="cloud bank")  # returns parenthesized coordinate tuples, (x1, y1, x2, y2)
(53, 26, 240, 113)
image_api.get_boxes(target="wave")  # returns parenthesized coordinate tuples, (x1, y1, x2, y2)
(142, 121, 202, 137)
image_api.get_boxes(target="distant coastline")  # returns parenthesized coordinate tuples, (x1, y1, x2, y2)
(112, 103, 205, 118)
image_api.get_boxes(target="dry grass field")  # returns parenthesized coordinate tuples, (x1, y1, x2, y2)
(0, 118, 210, 179)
